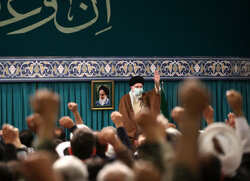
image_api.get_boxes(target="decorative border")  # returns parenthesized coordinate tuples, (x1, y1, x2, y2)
(0, 57, 249, 82)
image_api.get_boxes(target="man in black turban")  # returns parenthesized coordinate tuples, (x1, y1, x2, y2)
(118, 71, 161, 148)
(96, 85, 110, 106)
(129, 76, 144, 87)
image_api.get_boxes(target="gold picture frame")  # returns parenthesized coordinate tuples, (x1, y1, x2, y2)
(91, 80, 114, 110)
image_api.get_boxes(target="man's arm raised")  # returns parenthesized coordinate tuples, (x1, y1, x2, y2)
(68, 102, 84, 125)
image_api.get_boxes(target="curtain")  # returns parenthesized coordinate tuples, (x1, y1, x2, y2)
(161, 80, 250, 127)
(0, 80, 249, 137)
(37, 82, 114, 131)
(0, 83, 36, 131)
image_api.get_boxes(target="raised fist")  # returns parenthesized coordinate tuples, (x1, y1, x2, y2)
(135, 107, 166, 142)
(110, 111, 124, 128)
(171, 106, 185, 125)
(180, 79, 209, 115)
(226, 90, 243, 116)
(68, 102, 78, 113)
(59, 116, 75, 129)
(26, 113, 43, 133)
(2, 124, 22, 148)
(98, 127, 117, 146)
(30, 89, 60, 117)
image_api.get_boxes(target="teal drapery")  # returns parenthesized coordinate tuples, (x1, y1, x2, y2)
(162, 80, 250, 128)
(0, 83, 36, 131)
(37, 82, 114, 131)
(0, 80, 249, 137)
(204, 80, 249, 126)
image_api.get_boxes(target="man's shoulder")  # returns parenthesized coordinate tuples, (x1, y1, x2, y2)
(146, 88, 159, 95)
(119, 93, 131, 104)
(142, 89, 154, 95)
(121, 93, 130, 99)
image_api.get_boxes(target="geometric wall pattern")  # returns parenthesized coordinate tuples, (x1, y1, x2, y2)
(0, 57, 249, 82)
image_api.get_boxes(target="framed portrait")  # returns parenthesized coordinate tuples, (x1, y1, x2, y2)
(91, 80, 114, 110)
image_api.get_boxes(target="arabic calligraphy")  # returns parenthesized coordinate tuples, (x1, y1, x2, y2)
(0, 0, 112, 35)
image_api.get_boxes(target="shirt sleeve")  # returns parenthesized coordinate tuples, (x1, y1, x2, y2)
(235, 116, 250, 154)
(117, 127, 133, 150)
(154, 83, 161, 94)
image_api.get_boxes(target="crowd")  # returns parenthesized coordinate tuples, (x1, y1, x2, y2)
(0, 78, 249, 181)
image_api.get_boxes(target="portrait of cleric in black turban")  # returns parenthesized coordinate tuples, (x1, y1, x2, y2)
(96, 85, 110, 106)
(91, 81, 114, 110)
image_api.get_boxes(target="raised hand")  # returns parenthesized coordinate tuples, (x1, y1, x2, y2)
(26, 113, 43, 133)
(68, 102, 78, 113)
(135, 107, 166, 143)
(171, 106, 185, 126)
(153, 70, 160, 83)
(98, 127, 134, 167)
(30, 89, 60, 141)
(2, 124, 22, 148)
(203, 105, 214, 125)
(226, 90, 243, 116)
(68, 102, 84, 125)
(111, 111, 124, 128)
(59, 116, 75, 129)
(180, 79, 209, 116)
(97, 127, 117, 146)
(176, 79, 209, 174)
(225, 112, 236, 129)
(30, 89, 60, 123)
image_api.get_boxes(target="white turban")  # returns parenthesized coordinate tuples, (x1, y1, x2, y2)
(199, 123, 242, 176)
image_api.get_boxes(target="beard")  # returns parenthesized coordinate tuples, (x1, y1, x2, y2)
(99, 96, 107, 106)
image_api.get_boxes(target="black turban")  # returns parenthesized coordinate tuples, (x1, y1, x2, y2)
(99, 85, 109, 95)
(129, 76, 144, 87)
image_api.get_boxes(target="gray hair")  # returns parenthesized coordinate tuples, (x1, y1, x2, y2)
(70, 124, 92, 140)
(53, 155, 88, 181)
(97, 161, 135, 181)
